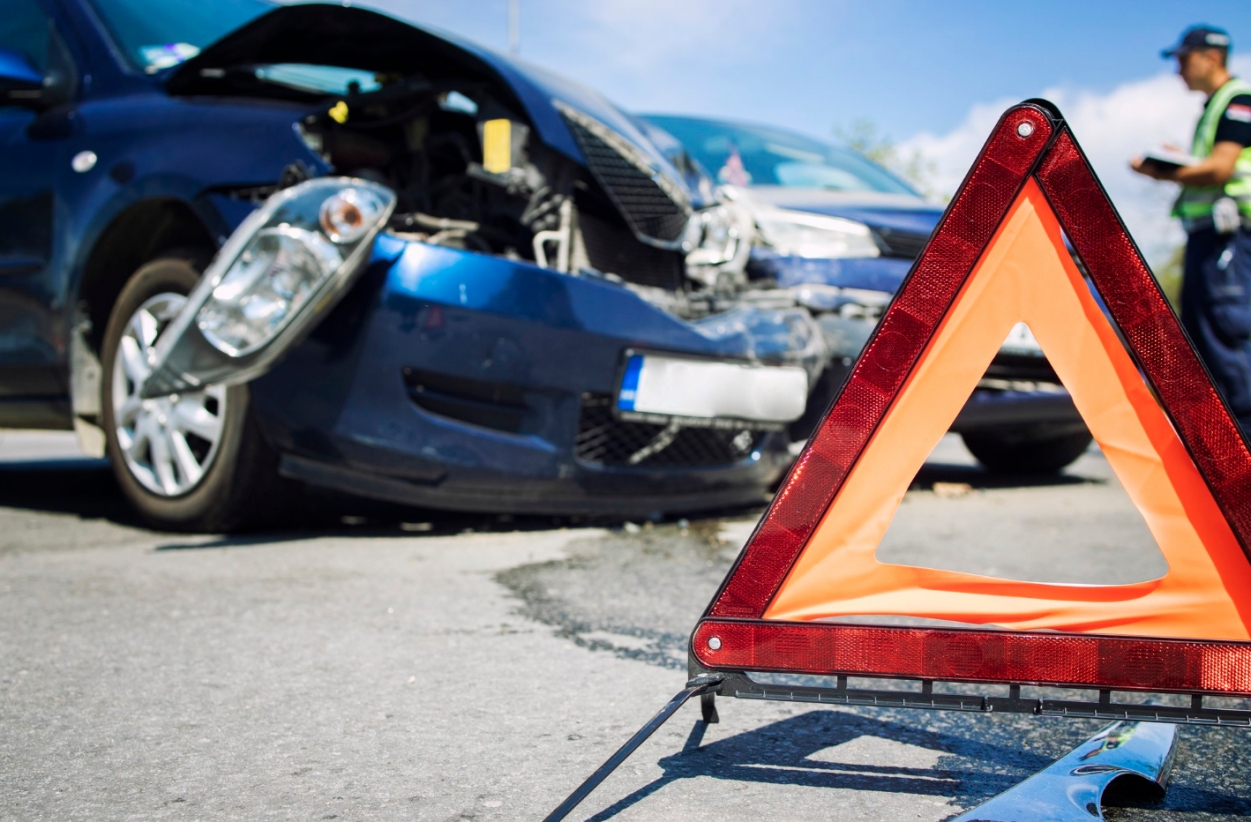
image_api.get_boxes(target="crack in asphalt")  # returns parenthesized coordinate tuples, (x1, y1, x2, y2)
(494, 519, 1251, 820)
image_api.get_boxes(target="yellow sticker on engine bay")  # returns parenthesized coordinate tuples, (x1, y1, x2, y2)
(482, 119, 512, 174)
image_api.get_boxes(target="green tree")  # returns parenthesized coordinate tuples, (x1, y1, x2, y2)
(1151, 244, 1184, 312)
(833, 119, 941, 200)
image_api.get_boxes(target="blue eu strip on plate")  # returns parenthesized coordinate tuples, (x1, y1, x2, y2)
(617, 354, 644, 412)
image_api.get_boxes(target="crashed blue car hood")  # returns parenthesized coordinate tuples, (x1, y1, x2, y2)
(165, 3, 706, 205)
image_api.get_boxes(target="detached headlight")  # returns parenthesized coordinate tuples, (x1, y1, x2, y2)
(141, 178, 396, 396)
(197, 226, 344, 355)
(195, 182, 391, 356)
(756, 209, 880, 259)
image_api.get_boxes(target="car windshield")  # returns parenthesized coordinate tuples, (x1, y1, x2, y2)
(642, 116, 918, 196)
(88, 0, 275, 72)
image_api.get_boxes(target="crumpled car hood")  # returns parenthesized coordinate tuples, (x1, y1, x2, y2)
(165, 4, 697, 203)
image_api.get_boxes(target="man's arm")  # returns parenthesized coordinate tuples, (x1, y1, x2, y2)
(1133, 92, 1251, 185)
(1132, 141, 1242, 185)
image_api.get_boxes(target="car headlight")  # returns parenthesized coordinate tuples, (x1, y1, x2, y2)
(194, 181, 391, 356)
(140, 177, 396, 396)
(196, 226, 344, 355)
(756, 209, 880, 259)
(684, 202, 752, 286)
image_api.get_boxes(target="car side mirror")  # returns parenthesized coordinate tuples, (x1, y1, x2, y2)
(0, 47, 47, 107)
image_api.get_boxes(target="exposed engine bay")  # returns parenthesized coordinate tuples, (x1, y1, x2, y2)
(289, 75, 759, 319)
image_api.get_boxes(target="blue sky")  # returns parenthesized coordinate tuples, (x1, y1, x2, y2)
(352, 0, 1250, 260)
(356, 0, 1250, 141)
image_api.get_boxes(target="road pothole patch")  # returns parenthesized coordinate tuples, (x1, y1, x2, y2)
(494, 518, 751, 669)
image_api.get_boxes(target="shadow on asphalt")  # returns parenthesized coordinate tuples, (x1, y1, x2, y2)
(0, 458, 144, 525)
(0, 458, 756, 548)
(0, 454, 1093, 546)
(582, 709, 1251, 821)
(911, 461, 1094, 491)
(0, 459, 581, 542)
(582, 710, 1054, 820)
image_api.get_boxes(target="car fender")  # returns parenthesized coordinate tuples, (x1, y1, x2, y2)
(60, 95, 329, 455)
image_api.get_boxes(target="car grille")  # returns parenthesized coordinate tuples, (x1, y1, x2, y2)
(870, 226, 931, 259)
(577, 210, 685, 290)
(558, 105, 690, 245)
(575, 394, 765, 468)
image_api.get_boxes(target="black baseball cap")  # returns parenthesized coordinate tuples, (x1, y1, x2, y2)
(1162, 25, 1232, 58)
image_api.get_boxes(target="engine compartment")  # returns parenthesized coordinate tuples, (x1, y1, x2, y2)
(294, 78, 699, 286)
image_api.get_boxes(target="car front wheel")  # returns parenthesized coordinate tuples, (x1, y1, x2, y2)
(960, 425, 1093, 475)
(100, 255, 291, 531)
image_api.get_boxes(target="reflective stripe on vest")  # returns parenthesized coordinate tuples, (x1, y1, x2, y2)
(1175, 78, 1251, 223)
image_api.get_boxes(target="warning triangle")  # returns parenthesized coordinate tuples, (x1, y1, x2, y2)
(691, 101, 1251, 696)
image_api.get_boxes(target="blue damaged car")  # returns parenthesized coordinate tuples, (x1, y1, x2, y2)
(0, 0, 827, 530)
(642, 115, 1092, 474)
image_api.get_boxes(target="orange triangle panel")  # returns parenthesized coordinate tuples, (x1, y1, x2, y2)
(692, 101, 1251, 696)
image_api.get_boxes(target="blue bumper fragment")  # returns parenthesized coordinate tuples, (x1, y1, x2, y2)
(952, 719, 1175, 821)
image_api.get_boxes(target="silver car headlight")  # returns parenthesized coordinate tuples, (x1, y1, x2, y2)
(195, 182, 391, 356)
(756, 209, 880, 259)
(141, 178, 396, 396)
(684, 202, 752, 287)
(196, 226, 345, 355)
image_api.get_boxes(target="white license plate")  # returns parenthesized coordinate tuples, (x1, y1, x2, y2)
(616, 353, 808, 424)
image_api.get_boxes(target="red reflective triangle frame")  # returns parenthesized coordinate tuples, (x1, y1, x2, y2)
(691, 101, 1251, 696)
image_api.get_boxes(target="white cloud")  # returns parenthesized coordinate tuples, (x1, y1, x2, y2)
(902, 56, 1251, 264)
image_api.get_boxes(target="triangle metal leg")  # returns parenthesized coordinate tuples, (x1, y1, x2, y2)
(542, 675, 723, 822)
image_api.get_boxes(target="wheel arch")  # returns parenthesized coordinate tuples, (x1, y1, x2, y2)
(70, 198, 219, 456)
(77, 198, 218, 352)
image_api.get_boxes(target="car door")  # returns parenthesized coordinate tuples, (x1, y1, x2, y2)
(0, 0, 76, 417)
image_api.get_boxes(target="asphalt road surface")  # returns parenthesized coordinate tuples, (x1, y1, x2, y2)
(1, 431, 1249, 821)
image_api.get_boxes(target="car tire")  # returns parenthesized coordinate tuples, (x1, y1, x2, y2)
(960, 426, 1093, 475)
(100, 255, 293, 531)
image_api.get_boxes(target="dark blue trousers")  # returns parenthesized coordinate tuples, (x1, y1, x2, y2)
(1181, 227, 1251, 436)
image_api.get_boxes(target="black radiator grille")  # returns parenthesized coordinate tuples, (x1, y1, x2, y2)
(561, 112, 689, 244)
(578, 211, 685, 290)
(575, 394, 765, 468)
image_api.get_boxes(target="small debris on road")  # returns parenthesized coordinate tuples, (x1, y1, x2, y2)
(933, 481, 974, 499)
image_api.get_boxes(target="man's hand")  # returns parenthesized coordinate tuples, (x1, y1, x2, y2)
(1133, 142, 1242, 186)
(1131, 156, 1175, 181)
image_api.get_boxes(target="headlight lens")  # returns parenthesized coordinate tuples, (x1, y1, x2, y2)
(756, 210, 880, 259)
(684, 203, 752, 286)
(197, 227, 342, 355)
(684, 205, 739, 265)
(192, 179, 394, 357)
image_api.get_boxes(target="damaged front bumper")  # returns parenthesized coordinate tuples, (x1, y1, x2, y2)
(150, 200, 826, 515)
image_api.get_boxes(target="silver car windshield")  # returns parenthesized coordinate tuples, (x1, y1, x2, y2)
(642, 115, 918, 196)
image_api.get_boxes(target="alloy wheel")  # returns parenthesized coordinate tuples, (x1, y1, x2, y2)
(111, 293, 228, 497)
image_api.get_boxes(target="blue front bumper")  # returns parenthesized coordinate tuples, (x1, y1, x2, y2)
(247, 236, 804, 515)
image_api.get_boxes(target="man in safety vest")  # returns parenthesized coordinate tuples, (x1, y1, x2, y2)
(1133, 25, 1251, 436)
